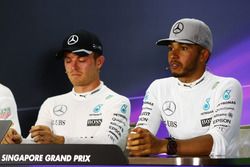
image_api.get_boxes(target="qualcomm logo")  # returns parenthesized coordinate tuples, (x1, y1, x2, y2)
(93, 104, 103, 113)
(223, 90, 231, 100)
(203, 98, 211, 111)
(162, 101, 176, 116)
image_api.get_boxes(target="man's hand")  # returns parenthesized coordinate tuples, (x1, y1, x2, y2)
(1, 128, 22, 144)
(30, 125, 64, 144)
(126, 127, 167, 156)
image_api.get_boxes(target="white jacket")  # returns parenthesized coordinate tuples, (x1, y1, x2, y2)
(0, 83, 21, 134)
(30, 82, 130, 150)
(137, 71, 242, 157)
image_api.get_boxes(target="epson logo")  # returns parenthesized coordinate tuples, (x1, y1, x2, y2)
(87, 119, 102, 126)
(213, 118, 231, 124)
(201, 118, 212, 127)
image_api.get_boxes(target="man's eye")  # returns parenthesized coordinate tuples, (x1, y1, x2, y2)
(168, 46, 173, 51)
(181, 46, 188, 50)
(79, 58, 86, 62)
(64, 58, 71, 63)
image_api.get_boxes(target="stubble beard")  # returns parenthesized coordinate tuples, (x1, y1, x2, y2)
(170, 55, 200, 79)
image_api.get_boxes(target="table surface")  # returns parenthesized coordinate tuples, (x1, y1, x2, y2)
(128, 155, 250, 166)
(1, 144, 250, 166)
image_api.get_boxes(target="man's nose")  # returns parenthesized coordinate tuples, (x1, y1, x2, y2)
(169, 49, 179, 59)
(70, 60, 78, 70)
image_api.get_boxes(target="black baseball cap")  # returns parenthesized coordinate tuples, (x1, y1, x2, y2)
(57, 30, 103, 57)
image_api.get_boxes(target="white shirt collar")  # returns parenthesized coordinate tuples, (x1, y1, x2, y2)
(177, 71, 208, 88)
(72, 81, 103, 100)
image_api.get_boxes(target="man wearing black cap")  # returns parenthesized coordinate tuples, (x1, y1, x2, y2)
(3, 30, 130, 150)
(127, 18, 242, 157)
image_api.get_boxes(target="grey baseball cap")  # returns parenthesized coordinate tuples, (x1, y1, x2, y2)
(156, 18, 213, 53)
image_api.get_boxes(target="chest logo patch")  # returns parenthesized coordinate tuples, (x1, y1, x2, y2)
(223, 90, 231, 100)
(93, 104, 103, 113)
(120, 104, 128, 114)
(53, 105, 67, 116)
(203, 98, 211, 111)
(0, 107, 11, 119)
(162, 101, 176, 116)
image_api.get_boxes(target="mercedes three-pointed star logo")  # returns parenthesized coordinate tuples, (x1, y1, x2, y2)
(162, 101, 176, 116)
(172, 22, 184, 34)
(67, 35, 79, 45)
(53, 105, 67, 116)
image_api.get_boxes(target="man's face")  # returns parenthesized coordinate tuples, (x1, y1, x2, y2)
(64, 52, 103, 87)
(167, 42, 204, 79)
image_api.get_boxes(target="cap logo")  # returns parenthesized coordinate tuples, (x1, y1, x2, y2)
(173, 22, 184, 34)
(67, 35, 79, 45)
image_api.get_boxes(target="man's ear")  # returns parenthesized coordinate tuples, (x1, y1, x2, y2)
(96, 55, 105, 69)
(200, 49, 210, 64)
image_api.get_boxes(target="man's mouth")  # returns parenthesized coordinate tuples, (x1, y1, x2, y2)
(170, 61, 181, 69)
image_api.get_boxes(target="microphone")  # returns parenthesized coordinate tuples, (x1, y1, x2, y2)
(165, 66, 169, 71)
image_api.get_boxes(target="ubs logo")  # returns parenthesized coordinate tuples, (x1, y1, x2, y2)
(162, 101, 176, 116)
(167, 120, 177, 128)
(173, 22, 184, 34)
(53, 105, 67, 116)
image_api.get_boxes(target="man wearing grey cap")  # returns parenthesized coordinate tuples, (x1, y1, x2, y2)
(127, 18, 242, 157)
(3, 30, 131, 150)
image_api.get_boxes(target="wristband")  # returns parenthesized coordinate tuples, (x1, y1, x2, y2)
(166, 137, 177, 155)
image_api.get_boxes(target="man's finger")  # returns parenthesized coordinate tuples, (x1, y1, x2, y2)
(127, 133, 142, 140)
(30, 125, 50, 133)
(4, 136, 15, 144)
(127, 138, 145, 146)
(30, 130, 43, 138)
(127, 143, 149, 151)
(33, 135, 43, 143)
(132, 127, 149, 134)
